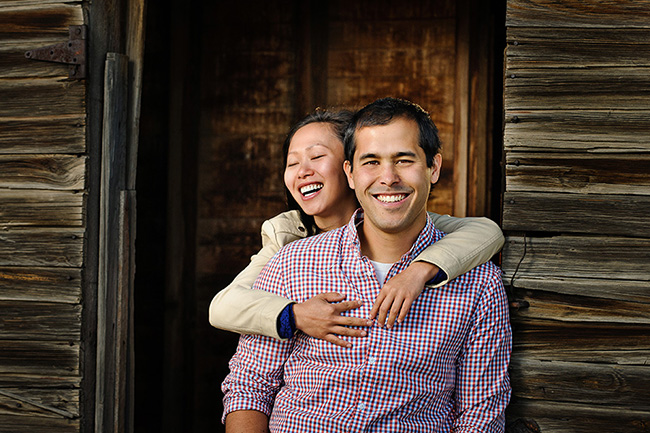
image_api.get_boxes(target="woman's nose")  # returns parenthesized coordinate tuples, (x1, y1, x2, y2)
(297, 161, 313, 178)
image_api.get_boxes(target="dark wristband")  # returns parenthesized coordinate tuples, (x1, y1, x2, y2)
(276, 303, 296, 339)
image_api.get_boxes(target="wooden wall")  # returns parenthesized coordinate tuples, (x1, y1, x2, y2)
(502, 1, 650, 431)
(0, 2, 86, 432)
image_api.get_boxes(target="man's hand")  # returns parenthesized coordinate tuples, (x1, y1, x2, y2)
(293, 292, 373, 348)
(370, 262, 440, 328)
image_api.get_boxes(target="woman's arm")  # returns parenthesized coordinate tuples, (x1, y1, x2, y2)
(370, 213, 504, 327)
(209, 213, 371, 344)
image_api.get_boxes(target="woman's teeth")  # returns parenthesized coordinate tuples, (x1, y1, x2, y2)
(376, 194, 406, 203)
(300, 183, 323, 196)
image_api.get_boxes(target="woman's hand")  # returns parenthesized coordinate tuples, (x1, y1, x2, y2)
(293, 292, 373, 348)
(370, 262, 440, 328)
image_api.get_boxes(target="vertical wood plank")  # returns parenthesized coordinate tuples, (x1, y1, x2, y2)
(453, 0, 470, 217)
(96, 52, 128, 433)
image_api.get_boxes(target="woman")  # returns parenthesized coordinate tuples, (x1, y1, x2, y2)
(209, 110, 504, 347)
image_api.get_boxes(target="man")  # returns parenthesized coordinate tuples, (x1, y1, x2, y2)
(223, 97, 511, 432)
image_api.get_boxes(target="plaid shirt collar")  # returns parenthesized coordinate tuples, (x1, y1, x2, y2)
(344, 207, 437, 266)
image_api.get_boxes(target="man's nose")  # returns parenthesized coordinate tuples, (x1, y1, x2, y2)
(379, 164, 400, 186)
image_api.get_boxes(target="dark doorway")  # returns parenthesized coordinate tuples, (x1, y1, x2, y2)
(135, 1, 505, 432)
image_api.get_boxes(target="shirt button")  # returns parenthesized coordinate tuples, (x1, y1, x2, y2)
(357, 403, 366, 410)
(368, 356, 377, 364)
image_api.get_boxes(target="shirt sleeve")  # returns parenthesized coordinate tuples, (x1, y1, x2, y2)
(417, 213, 505, 288)
(221, 250, 296, 420)
(453, 268, 512, 432)
(208, 218, 296, 340)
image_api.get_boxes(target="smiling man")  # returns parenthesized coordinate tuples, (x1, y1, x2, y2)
(222, 98, 511, 432)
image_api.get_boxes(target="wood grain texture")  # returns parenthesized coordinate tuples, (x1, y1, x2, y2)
(0, 116, 85, 154)
(503, 111, 650, 152)
(0, 266, 80, 303)
(0, 3, 83, 36)
(506, 0, 650, 28)
(0, 227, 83, 267)
(0, 301, 81, 340)
(0, 387, 78, 419)
(0, 154, 85, 190)
(510, 357, 650, 408)
(506, 28, 650, 69)
(0, 340, 79, 376)
(502, 191, 650, 237)
(507, 399, 650, 433)
(0, 78, 85, 118)
(0, 190, 84, 227)
(502, 235, 650, 281)
(505, 153, 650, 194)
(508, 288, 650, 323)
(0, 415, 79, 433)
(504, 68, 650, 110)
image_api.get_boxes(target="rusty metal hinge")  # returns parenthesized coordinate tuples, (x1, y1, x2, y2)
(25, 25, 87, 79)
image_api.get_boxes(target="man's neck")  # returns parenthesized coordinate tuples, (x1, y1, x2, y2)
(358, 216, 426, 263)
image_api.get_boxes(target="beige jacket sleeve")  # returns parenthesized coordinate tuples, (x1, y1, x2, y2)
(419, 212, 505, 288)
(208, 211, 306, 340)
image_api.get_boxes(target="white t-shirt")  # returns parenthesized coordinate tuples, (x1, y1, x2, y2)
(369, 259, 393, 287)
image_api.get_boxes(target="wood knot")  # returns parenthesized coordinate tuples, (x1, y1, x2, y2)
(507, 417, 542, 433)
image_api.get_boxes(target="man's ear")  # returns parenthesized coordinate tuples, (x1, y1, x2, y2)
(430, 153, 442, 184)
(343, 160, 355, 189)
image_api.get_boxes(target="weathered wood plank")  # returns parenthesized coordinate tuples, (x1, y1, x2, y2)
(0, 414, 79, 433)
(0, 154, 85, 190)
(506, 0, 650, 28)
(0, 190, 84, 226)
(0, 387, 78, 419)
(0, 301, 80, 340)
(505, 153, 650, 194)
(506, 28, 650, 69)
(0, 46, 70, 78)
(506, 276, 650, 304)
(0, 374, 80, 388)
(0, 227, 83, 267)
(328, 0, 456, 20)
(0, 340, 79, 375)
(328, 19, 456, 51)
(502, 235, 650, 281)
(510, 357, 650, 409)
(0, 116, 85, 154)
(504, 68, 650, 110)
(504, 110, 650, 153)
(0, 4, 82, 38)
(503, 192, 650, 237)
(509, 288, 650, 324)
(507, 399, 650, 433)
(511, 319, 650, 354)
(0, 267, 80, 303)
(0, 78, 85, 118)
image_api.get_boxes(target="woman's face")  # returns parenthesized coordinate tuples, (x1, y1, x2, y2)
(284, 122, 356, 229)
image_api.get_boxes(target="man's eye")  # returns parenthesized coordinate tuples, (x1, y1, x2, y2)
(397, 159, 413, 164)
(362, 160, 379, 165)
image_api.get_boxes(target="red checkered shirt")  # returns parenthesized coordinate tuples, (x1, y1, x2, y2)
(223, 211, 511, 432)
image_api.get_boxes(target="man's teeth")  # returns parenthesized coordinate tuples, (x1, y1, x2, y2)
(376, 194, 406, 203)
(300, 183, 323, 195)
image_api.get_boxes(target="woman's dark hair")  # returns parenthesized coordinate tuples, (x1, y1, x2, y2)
(282, 109, 355, 236)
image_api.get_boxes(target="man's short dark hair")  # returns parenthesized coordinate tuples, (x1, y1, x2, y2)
(343, 97, 441, 168)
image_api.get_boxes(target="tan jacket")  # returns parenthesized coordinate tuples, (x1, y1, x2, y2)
(209, 210, 504, 340)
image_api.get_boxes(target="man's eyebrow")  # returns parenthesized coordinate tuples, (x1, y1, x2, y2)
(395, 151, 417, 158)
(358, 152, 379, 160)
(358, 151, 417, 160)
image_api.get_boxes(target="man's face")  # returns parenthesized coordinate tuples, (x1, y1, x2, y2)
(344, 117, 441, 236)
